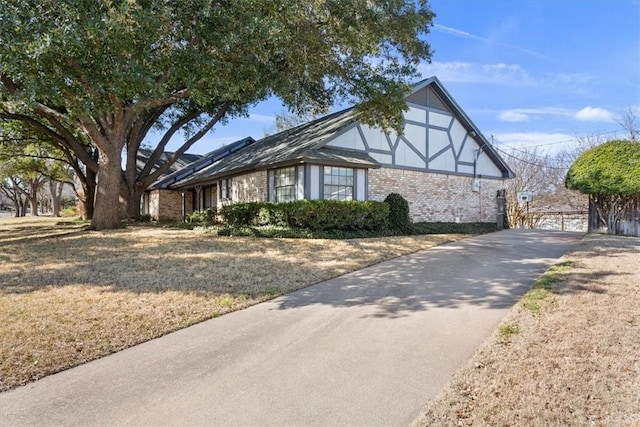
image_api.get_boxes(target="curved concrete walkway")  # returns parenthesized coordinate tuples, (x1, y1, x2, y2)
(0, 229, 583, 426)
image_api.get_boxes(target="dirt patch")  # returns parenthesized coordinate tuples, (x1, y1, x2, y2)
(0, 217, 466, 391)
(413, 234, 640, 426)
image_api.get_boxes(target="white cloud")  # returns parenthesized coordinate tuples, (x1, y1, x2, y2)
(492, 132, 578, 153)
(496, 106, 620, 124)
(419, 61, 594, 92)
(432, 24, 546, 58)
(433, 24, 487, 42)
(498, 111, 530, 122)
(246, 113, 276, 124)
(419, 61, 534, 86)
(573, 106, 616, 122)
(514, 107, 573, 117)
(495, 107, 575, 122)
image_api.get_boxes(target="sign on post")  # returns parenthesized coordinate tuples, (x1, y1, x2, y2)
(517, 191, 533, 202)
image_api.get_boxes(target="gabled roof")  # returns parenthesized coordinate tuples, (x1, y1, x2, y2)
(162, 76, 514, 189)
(169, 108, 379, 189)
(136, 149, 202, 177)
(410, 76, 515, 178)
(152, 137, 255, 189)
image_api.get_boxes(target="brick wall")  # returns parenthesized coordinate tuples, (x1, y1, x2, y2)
(149, 189, 192, 221)
(231, 171, 268, 203)
(368, 167, 506, 223)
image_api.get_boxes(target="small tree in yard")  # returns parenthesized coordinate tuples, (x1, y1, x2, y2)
(1, 0, 435, 230)
(565, 140, 640, 234)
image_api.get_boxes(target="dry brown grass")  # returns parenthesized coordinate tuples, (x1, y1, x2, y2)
(0, 216, 465, 392)
(413, 233, 640, 426)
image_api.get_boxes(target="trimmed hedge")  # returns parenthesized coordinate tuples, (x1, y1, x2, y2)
(219, 200, 389, 231)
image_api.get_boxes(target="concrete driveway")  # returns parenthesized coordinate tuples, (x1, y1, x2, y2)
(0, 229, 583, 426)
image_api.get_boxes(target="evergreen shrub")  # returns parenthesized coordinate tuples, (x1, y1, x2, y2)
(384, 193, 413, 233)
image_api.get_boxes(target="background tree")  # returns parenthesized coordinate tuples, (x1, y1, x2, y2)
(616, 106, 639, 142)
(0, 117, 98, 219)
(1, 0, 435, 229)
(0, 143, 49, 215)
(266, 106, 331, 136)
(0, 165, 26, 216)
(565, 139, 640, 234)
(45, 162, 74, 217)
(498, 147, 586, 228)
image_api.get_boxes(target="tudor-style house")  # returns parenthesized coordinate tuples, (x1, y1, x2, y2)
(143, 77, 514, 223)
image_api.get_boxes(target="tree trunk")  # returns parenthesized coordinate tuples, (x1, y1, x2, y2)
(18, 197, 27, 217)
(28, 181, 39, 216)
(11, 199, 20, 217)
(90, 145, 123, 230)
(123, 184, 143, 220)
(49, 179, 63, 217)
(85, 169, 96, 220)
(3, 190, 21, 217)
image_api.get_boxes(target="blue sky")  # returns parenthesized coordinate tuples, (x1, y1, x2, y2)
(167, 0, 640, 155)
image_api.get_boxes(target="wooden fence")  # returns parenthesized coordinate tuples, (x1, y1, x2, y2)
(588, 198, 640, 237)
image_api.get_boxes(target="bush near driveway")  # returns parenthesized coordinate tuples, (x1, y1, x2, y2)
(219, 200, 390, 231)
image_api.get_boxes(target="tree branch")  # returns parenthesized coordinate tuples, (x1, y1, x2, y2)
(0, 72, 19, 94)
(1, 110, 99, 173)
(142, 102, 232, 186)
(139, 109, 201, 179)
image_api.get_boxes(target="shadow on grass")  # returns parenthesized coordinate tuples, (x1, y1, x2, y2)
(2, 227, 632, 319)
(1, 227, 455, 297)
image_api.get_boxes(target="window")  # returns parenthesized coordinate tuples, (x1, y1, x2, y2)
(220, 178, 231, 200)
(203, 186, 213, 209)
(274, 167, 297, 202)
(323, 166, 353, 200)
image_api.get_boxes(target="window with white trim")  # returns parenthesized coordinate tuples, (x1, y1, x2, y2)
(323, 166, 353, 200)
(274, 166, 297, 202)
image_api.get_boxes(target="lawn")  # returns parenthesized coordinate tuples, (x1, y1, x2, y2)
(0, 216, 466, 391)
(413, 233, 640, 426)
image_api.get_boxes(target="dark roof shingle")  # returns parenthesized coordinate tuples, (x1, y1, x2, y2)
(170, 107, 379, 188)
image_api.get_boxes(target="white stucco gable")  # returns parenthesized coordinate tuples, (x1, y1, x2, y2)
(323, 77, 513, 180)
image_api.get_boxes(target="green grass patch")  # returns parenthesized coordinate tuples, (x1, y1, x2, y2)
(261, 286, 280, 297)
(522, 260, 576, 313)
(498, 323, 520, 343)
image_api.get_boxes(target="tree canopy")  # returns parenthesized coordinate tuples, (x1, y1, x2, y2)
(565, 140, 640, 195)
(0, 0, 435, 229)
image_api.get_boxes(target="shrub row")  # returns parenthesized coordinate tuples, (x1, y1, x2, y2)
(219, 200, 390, 231)
(186, 208, 217, 225)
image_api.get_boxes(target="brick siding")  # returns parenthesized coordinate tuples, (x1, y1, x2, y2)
(149, 189, 192, 221)
(368, 167, 506, 223)
(231, 170, 268, 203)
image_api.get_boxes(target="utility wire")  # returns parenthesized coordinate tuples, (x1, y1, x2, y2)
(499, 129, 620, 149)
(492, 145, 572, 171)
(489, 129, 622, 167)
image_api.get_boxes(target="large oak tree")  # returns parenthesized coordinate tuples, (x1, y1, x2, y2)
(0, 0, 434, 229)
